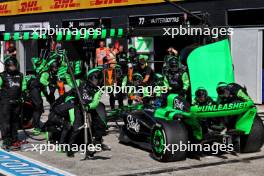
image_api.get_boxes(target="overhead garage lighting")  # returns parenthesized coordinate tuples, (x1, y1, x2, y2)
(4, 33, 11, 41)
(101, 29, 107, 39)
(1, 28, 125, 41)
(66, 31, 72, 41)
(23, 32, 30, 40)
(75, 30, 81, 40)
(33, 32, 39, 40)
(42, 34, 47, 39)
(13, 32, 20, 41)
(56, 31, 63, 41)
(110, 28, 115, 37)
(93, 29, 98, 39)
(83, 30, 89, 40)
(118, 28, 123, 38)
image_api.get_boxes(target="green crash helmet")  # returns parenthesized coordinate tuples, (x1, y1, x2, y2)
(47, 59, 60, 74)
(49, 51, 64, 64)
(86, 67, 104, 87)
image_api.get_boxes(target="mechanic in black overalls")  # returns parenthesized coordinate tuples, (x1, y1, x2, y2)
(214, 82, 252, 132)
(134, 55, 154, 86)
(0, 56, 27, 150)
(127, 47, 138, 83)
(116, 51, 128, 76)
(27, 59, 59, 135)
(107, 64, 124, 109)
(45, 68, 110, 157)
(164, 57, 190, 96)
(46, 59, 60, 105)
(193, 88, 214, 106)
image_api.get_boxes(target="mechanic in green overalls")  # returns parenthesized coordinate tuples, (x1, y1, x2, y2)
(216, 82, 252, 104)
(164, 57, 190, 97)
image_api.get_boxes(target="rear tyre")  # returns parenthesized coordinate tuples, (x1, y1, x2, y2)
(240, 115, 264, 153)
(151, 120, 188, 162)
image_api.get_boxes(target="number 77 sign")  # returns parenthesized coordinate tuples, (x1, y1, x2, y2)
(134, 37, 154, 53)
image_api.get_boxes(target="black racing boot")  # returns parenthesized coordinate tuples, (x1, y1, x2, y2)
(2, 138, 12, 151)
(66, 149, 75, 158)
(101, 143, 111, 151)
(85, 150, 96, 159)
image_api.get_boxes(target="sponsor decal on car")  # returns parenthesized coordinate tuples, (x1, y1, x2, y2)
(197, 102, 247, 112)
(127, 115, 140, 133)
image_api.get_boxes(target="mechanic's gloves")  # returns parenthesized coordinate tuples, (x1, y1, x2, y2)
(40, 72, 50, 87)
(86, 91, 104, 110)
(182, 72, 190, 92)
(237, 89, 252, 102)
(22, 76, 27, 92)
(121, 76, 128, 88)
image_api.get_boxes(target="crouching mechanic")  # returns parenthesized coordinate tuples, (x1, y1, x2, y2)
(193, 87, 214, 106)
(45, 68, 110, 157)
(215, 82, 252, 132)
(216, 82, 252, 104)
(0, 56, 27, 150)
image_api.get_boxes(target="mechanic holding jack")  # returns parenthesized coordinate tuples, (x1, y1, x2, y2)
(122, 54, 154, 105)
(45, 67, 111, 158)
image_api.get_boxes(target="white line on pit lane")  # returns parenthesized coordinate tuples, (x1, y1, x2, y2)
(0, 149, 76, 176)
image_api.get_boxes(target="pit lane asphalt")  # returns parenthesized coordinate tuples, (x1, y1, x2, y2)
(12, 95, 264, 176)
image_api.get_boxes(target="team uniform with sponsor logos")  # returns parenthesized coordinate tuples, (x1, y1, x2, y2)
(164, 66, 190, 96)
(217, 83, 252, 104)
(44, 68, 108, 157)
(0, 70, 27, 149)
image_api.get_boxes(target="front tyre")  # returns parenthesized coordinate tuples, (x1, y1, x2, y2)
(151, 120, 188, 162)
(240, 115, 264, 153)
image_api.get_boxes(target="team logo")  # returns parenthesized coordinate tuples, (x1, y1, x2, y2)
(127, 115, 140, 133)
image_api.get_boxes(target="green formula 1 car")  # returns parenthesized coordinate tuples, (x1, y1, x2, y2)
(118, 39, 264, 162)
